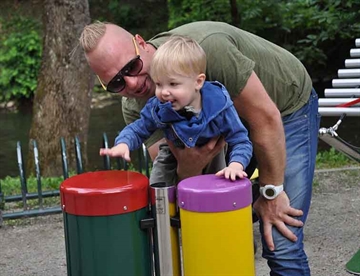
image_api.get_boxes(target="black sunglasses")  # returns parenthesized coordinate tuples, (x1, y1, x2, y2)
(97, 37, 143, 93)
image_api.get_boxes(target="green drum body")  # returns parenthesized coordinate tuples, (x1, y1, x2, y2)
(60, 171, 151, 276)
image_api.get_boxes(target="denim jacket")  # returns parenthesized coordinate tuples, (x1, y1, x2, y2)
(115, 81, 252, 168)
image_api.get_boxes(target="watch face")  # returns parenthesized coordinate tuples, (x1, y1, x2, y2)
(261, 184, 283, 200)
(265, 188, 275, 197)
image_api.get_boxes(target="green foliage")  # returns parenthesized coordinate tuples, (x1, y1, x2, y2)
(279, 0, 360, 72)
(167, 0, 285, 30)
(106, 1, 145, 28)
(90, 0, 168, 39)
(168, 0, 232, 29)
(0, 0, 358, 102)
(233, 0, 284, 33)
(0, 16, 42, 102)
(0, 175, 64, 196)
(316, 148, 358, 169)
(167, 0, 360, 78)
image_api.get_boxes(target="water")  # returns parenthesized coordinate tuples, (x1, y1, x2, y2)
(0, 101, 359, 180)
(0, 102, 125, 180)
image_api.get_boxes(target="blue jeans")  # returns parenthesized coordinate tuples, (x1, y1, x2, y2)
(260, 89, 321, 275)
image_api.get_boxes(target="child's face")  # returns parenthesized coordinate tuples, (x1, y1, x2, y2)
(154, 73, 205, 111)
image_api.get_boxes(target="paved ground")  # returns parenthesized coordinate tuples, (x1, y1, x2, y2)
(0, 168, 359, 276)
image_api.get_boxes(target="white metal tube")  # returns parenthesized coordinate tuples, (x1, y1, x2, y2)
(356, 38, 360, 47)
(350, 48, 360, 58)
(319, 98, 360, 107)
(338, 69, 360, 78)
(324, 88, 360, 98)
(318, 107, 360, 116)
(332, 78, 360, 87)
(150, 183, 178, 276)
(345, 59, 360, 68)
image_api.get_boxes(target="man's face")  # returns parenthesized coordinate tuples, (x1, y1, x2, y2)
(86, 26, 156, 99)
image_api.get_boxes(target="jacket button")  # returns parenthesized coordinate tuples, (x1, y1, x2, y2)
(189, 137, 193, 142)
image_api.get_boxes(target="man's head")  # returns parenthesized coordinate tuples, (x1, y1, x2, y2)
(79, 21, 156, 99)
(150, 35, 206, 111)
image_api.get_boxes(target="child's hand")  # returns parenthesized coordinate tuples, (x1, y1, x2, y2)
(215, 162, 247, 181)
(99, 143, 131, 162)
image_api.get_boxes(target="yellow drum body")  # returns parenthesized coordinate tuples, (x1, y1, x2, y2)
(178, 175, 255, 276)
(169, 201, 181, 276)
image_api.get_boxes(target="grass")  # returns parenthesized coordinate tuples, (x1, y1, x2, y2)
(0, 175, 65, 196)
(0, 175, 65, 211)
(315, 147, 359, 169)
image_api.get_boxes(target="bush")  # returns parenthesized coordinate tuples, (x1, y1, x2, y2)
(0, 16, 42, 102)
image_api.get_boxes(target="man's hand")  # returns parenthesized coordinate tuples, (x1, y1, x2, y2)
(167, 136, 226, 181)
(99, 143, 131, 162)
(215, 162, 247, 181)
(253, 191, 304, 251)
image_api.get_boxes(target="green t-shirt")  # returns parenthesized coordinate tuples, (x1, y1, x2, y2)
(122, 21, 312, 148)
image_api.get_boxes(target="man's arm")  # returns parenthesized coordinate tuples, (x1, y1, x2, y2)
(233, 71, 303, 251)
(148, 136, 226, 182)
(233, 71, 285, 184)
(168, 136, 226, 182)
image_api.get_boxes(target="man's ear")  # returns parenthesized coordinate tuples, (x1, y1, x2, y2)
(195, 73, 206, 90)
(135, 34, 147, 50)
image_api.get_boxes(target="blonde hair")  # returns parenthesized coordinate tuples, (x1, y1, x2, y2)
(79, 21, 107, 53)
(150, 35, 206, 81)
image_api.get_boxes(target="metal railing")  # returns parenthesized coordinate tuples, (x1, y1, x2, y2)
(0, 133, 151, 223)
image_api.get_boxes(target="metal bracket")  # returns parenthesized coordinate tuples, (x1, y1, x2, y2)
(170, 216, 181, 228)
(139, 217, 155, 230)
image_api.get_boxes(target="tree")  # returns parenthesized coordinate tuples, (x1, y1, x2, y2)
(28, 0, 93, 177)
(229, 0, 240, 27)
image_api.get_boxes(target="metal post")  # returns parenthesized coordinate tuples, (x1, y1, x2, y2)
(32, 140, 43, 208)
(150, 182, 181, 276)
(318, 107, 360, 116)
(74, 136, 83, 174)
(338, 69, 360, 78)
(0, 182, 4, 210)
(102, 133, 111, 170)
(5, 190, 60, 202)
(16, 142, 28, 210)
(345, 59, 360, 68)
(60, 138, 69, 180)
(324, 88, 360, 98)
(142, 144, 150, 178)
(356, 38, 360, 47)
(319, 99, 360, 106)
(332, 78, 360, 87)
(350, 48, 360, 58)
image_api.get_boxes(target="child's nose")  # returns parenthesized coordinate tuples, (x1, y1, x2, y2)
(162, 88, 170, 96)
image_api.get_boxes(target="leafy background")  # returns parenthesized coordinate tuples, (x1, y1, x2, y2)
(0, 0, 359, 103)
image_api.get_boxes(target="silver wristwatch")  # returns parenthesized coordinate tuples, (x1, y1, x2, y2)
(259, 184, 284, 200)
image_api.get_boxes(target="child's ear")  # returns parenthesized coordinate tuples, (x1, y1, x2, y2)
(195, 73, 206, 90)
